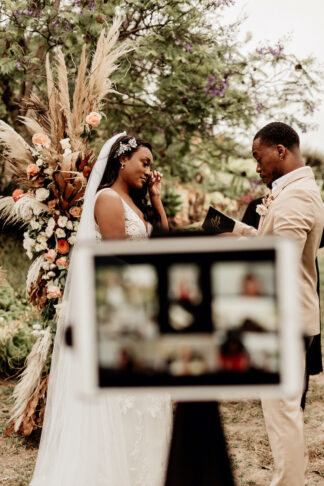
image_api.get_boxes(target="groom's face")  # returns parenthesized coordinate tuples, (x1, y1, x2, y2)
(252, 137, 283, 186)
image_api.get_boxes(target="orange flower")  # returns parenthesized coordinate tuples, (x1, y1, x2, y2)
(47, 285, 61, 299)
(48, 200, 57, 211)
(32, 132, 51, 146)
(85, 112, 101, 127)
(12, 189, 24, 202)
(57, 239, 70, 255)
(69, 206, 81, 218)
(56, 256, 68, 267)
(44, 249, 57, 263)
(27, 163, 40, 178)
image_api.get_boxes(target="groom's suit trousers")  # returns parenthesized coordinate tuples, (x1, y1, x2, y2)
(261, 351, 307, 486)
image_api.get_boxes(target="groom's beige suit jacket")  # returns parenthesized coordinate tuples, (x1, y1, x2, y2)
(233, 166, 324, 336)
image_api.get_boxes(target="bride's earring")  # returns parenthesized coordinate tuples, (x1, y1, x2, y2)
(120, 163, 125, 170)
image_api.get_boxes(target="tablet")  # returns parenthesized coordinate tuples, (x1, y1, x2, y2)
(71, 235, 303, 400)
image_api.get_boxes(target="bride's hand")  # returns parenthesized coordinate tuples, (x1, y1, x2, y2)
(148, 170, 163, 199)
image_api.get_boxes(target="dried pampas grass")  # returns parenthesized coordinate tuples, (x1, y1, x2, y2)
(10, 327, 52, 432)
(0, 121, 34, 169)
(19, 116, 50, 137)
(26, 255, 44, 293)
(0, 195, 49, 225)
(85, 17, 132, 115)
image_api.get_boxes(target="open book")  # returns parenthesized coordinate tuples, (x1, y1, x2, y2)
(202, 206, 235, 235)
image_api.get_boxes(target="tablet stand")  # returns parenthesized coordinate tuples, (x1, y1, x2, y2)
(165, 402, 235, 486)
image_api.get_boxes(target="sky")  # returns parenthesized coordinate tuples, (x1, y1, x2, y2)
(219, 0, 324, 153)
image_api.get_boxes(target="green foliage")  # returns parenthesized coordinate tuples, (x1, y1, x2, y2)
(0, 226, 30, 298)
(0, 0, 322, 185)
(0, 279, 37, 375)
(162, 185, 182, 218)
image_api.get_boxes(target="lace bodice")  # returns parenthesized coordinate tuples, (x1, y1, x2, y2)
(95, 188, 153, 240)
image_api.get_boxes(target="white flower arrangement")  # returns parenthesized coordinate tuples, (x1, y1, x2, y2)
(30, 219, 41, 230)
(66, 220, 73, 230)
(35, 188, 50, 202)
(68, 232, 77, 245)
(56, 228, 66, 238)
(58, 216, 68, 228)
(59, 138, 71, 151)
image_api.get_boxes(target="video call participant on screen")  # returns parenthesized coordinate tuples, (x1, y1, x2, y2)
(231, 122, 324, 486)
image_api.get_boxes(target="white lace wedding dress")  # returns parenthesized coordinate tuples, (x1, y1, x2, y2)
(30, 189, 173, 486)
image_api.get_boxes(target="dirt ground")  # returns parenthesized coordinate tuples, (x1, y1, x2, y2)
(0, 371, 323, 485)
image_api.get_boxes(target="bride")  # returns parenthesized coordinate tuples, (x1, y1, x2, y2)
(30, 133, 173, 486)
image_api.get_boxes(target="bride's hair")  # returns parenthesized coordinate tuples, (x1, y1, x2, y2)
(97, 135, 161, 228)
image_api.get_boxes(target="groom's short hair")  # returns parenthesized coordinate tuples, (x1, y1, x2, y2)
(254, 122, 300, 150)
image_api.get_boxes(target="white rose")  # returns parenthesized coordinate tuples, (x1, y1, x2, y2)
(45, 227, 54, 238)
(36, 158, 44, 167)
(60, 138, 71, 150)
(35, 188, 50, 202)
(73, 221, 79, 231)
(68, 232, 77, 245)
(30, 219, 41, 230)
(23, 236, 35, 250)
(42, 261, 50, 271)
(50, 263, 56, 269)
(37, 233, 47, 243)
(35, 243, 43, 252)
(58, 216, 68, 228)
(56, 228, 66, 238)
(66, 220, 73, 230)
(47, 271, 56, 278)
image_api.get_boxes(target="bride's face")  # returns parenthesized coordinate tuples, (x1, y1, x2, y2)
(122, 146, 153, 189)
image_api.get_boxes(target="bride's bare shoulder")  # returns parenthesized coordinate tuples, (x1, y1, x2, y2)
(95, 188, 123, 215)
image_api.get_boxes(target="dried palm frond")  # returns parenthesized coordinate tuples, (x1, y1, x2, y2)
(86, 17, 132, 114)
(19, 116, 50, 137)
(10, 327, 52, 432)
(26, 255, 44, 293)
(56, 48, 73, 142)
(0, 121, 34, 168)
(22, 93, 51, 134)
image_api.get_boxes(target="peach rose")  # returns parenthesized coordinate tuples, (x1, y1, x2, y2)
(12, 189, 25, 202)
(44, 249, 57, 263)
(69, 206, 81, 218)
(47, 285, 61, 299)
(27, 163, 40, 178)
(48, 200, 57, 211)
(32, 132, 51, 146)
(56, 256, 68, 267)
(57, 239, 70, 255)
(85, 112, 101, 127)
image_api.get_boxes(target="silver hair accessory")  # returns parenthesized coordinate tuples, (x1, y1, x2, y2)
(116, 137, 137, 157)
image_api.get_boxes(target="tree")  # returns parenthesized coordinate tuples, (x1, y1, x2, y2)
(0, 0, 322, 187)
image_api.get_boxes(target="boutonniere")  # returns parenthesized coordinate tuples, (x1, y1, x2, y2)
(256, 194, 274, 217)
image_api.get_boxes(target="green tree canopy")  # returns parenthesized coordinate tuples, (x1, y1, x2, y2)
(0, 0, 322, 184)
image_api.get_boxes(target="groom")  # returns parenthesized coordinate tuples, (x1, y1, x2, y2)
(231, 122, 324, 486)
